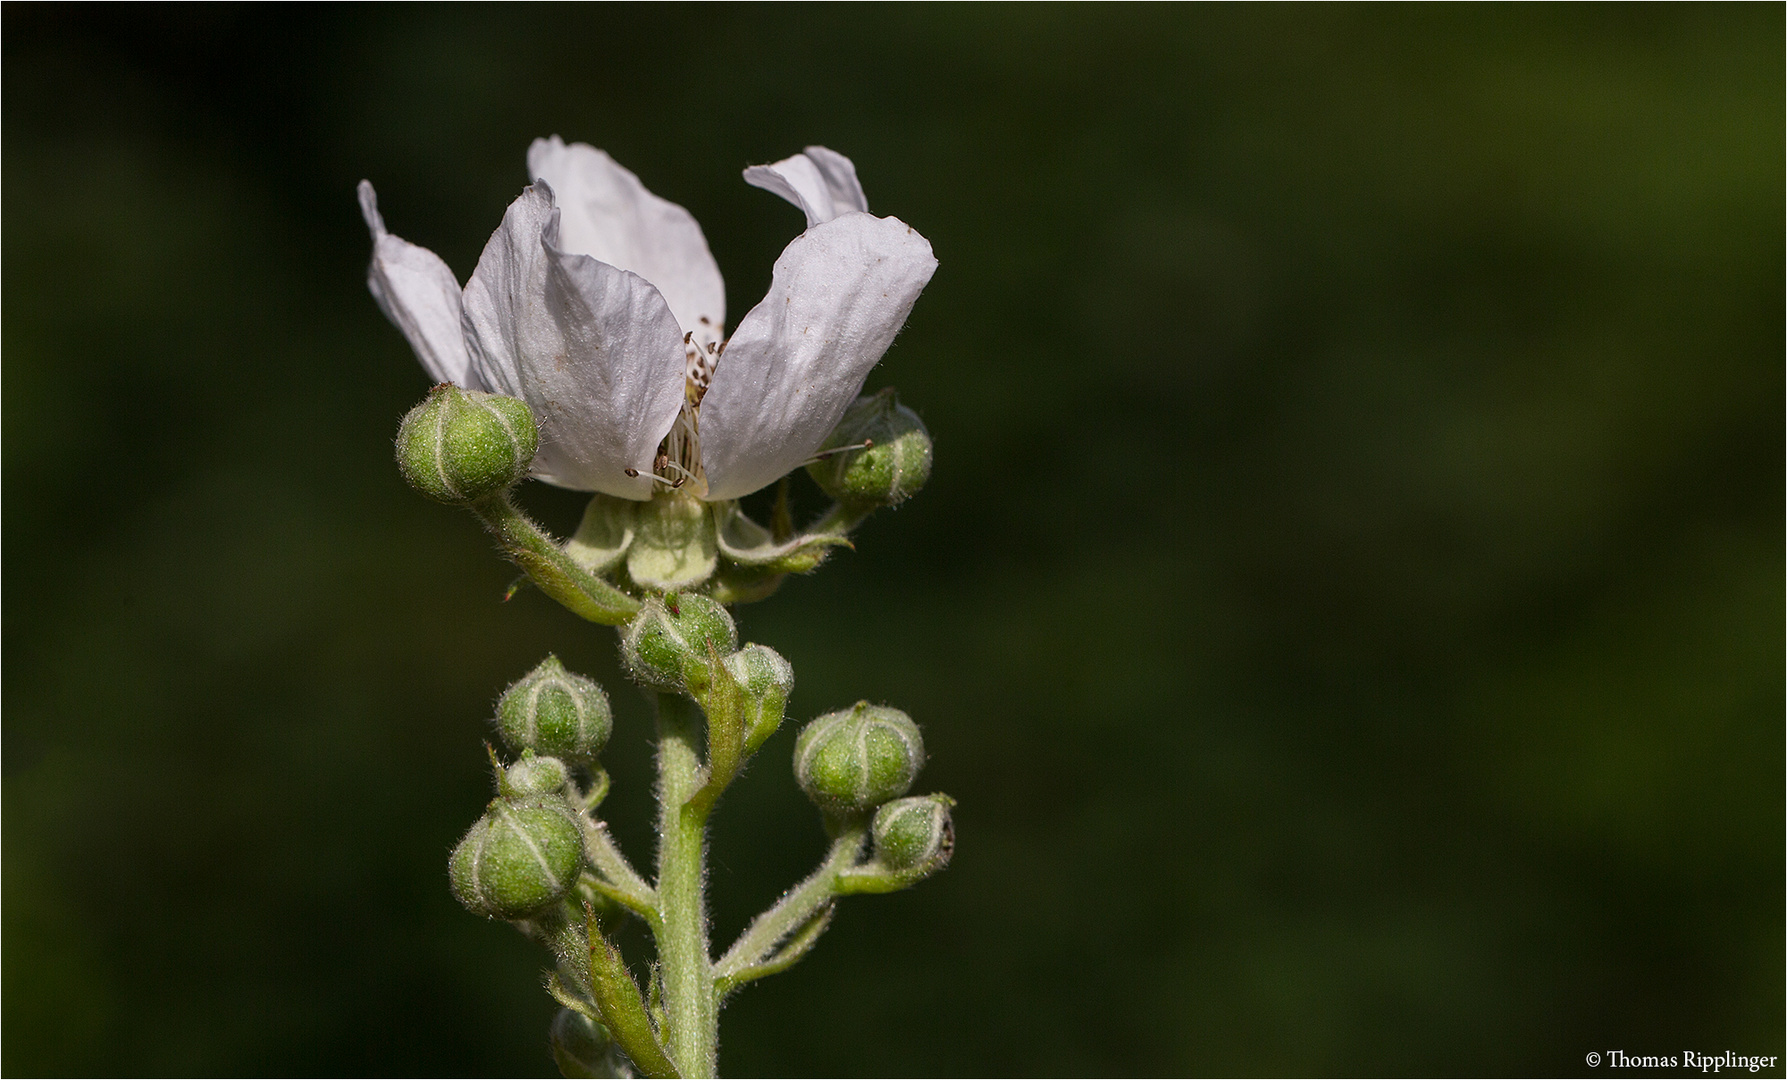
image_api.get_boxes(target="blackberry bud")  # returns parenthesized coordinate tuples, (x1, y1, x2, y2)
(499, 753, 569, 799)
(794, 702, 924, 815)
(724, 643, 794, 754)
(872, 794, 955, 870)
(621, 593, 737, 693)
(498, 656, 612, 765)
(549, 1008, 615, 1079)
(806, 388, 932, 507)
(449, 798, 583, 920)
(395, 383, 537, 504)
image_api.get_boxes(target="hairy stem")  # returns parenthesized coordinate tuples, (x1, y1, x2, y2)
(715, 821, 866, 982)
(470, 492, 639, 624)
(654, 693, 716, 1078)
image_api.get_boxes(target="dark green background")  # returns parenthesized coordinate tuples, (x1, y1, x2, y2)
(4, 6, 1780, 1076)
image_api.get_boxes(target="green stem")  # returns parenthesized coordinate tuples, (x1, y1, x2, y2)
(577, 816, 659, 926)
(714, 821, 865, 983)
(654, 694, 716, 1078)
(470, 492, 639, 625)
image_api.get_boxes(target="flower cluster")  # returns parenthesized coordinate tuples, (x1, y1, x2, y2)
(359, 139, 936, 505)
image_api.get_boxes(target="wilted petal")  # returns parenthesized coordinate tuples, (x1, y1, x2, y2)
(742, 146, 870, 229)
(699, 213, 937, 501)
(462, 183, 686, 499)
(527, 136, 726, 341)
(357, 180, 482, 389)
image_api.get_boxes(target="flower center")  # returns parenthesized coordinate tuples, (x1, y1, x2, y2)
(642, 318, 724, 492)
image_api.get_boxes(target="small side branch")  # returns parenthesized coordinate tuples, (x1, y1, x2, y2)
(580, 818, 659, 924)
(714, 823, 866, 983)
(471, 492, 639, 625)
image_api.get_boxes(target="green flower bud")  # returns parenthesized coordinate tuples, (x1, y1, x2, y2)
(621, 593, 738, 693)
(872, 794, 956, 870)
(549, 1008, 615, 1079)
(794, 702, 924, 815)
(806, 388, 932, 507)
(725, 644, 794, 754)
(498, 656, 613, 765)
(449, 798, 584, 920)
(499, 753, 569, 799)
(395, 383, 538, 504)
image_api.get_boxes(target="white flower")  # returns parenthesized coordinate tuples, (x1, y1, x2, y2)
(358, 140, 937, 502)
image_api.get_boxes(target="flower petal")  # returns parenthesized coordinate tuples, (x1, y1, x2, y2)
(357, 180, 482, 389)
(699, 213, 937, 501)
(527, 136, 726, 343)
(742, 146, 870, 229)
(461, 183, 686, 499)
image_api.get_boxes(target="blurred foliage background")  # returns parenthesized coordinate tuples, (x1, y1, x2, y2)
(3, 6, 1780, 1076)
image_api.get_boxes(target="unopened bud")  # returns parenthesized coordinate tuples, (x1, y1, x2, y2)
(724, 644, 795, 753)
(794, 702, 924, 815)
(498, 656, 612, 765)
(395, 383, 538, 504)
(499, 753, 569, 799)
(449, 797, 583, 920)
(549, 1008, 615, 1079)
(806, 388, 932, 507)
(872, 794, 955, 870)
(621, 593, 737, 693)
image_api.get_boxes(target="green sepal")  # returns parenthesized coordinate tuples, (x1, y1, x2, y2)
(706, 563, 787, 606)
(564, 493, 636, 575)
(714, 503, 853, 572)
(628, 491, 717, 591)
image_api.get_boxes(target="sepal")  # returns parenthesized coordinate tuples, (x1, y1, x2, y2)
(713, 503, 852, 572)
(628, 491, 717, 591)
(564, 494, 636, 575)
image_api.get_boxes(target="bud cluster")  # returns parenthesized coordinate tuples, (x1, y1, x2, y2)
(449, 760, 584, 921)
(449, 655, 620, 923)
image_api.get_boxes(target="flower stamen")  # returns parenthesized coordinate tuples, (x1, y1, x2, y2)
(639, 320, 727, 492)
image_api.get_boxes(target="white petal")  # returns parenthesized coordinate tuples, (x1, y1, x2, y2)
(742, 146, 869, 229)
(357, 180, 482, 389)
(461, 183, 686, 499)
(699, 213, 937, 501)
(527, 136, 726, 342)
